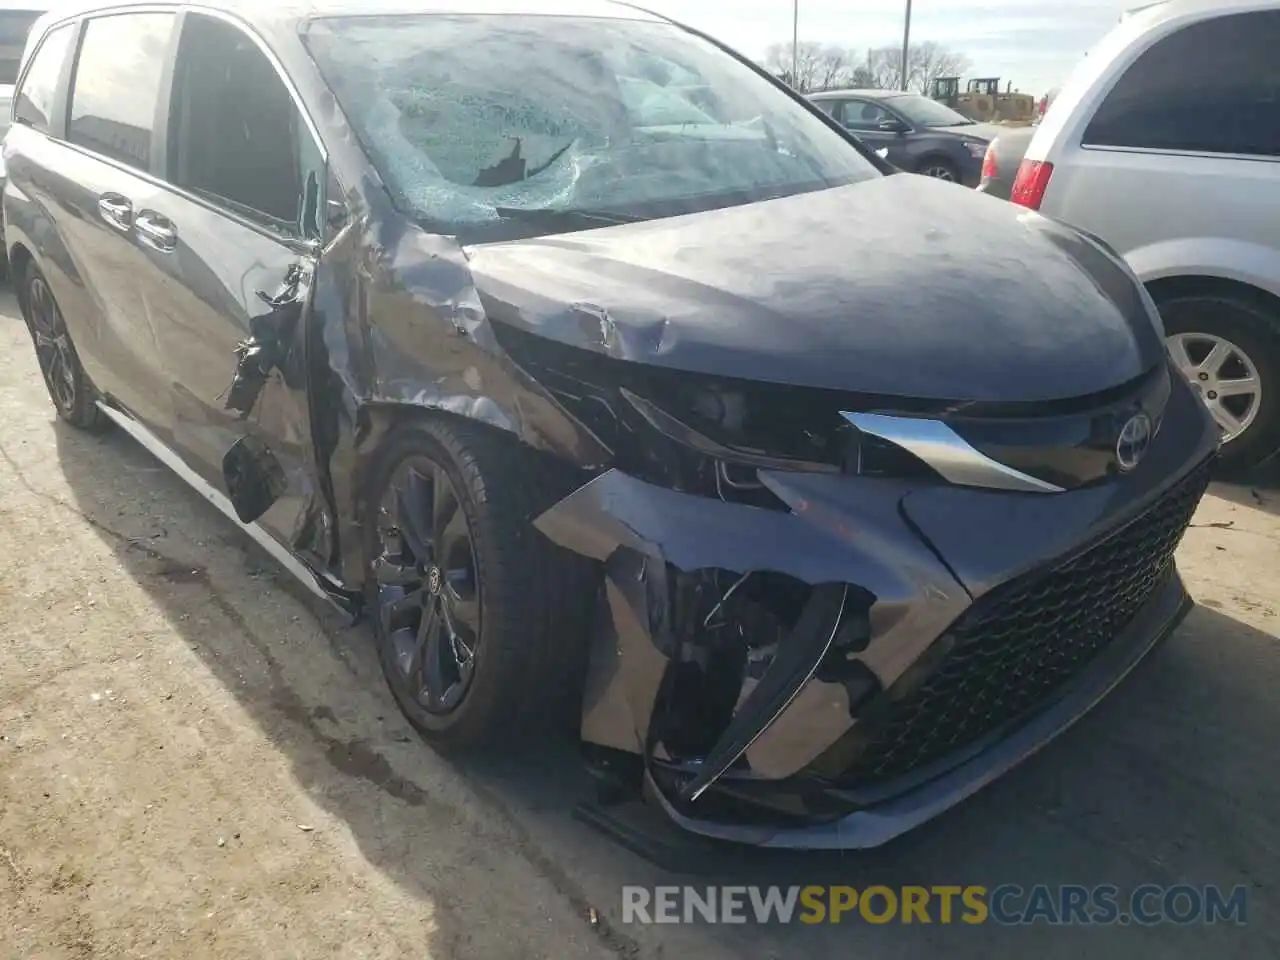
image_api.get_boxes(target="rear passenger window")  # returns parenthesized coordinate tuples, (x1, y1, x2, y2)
(1084, 11, 1280, 158)
(68, 13, 175, 170)
(166, 13, 311, 231)
(13, 22, 74, 133)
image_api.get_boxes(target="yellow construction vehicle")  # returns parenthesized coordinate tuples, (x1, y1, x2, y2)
(931, 76, 1036, 125)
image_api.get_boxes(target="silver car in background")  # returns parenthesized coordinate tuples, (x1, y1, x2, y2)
(0, 2, 52, 257)
(1009, 0, 1280, 470)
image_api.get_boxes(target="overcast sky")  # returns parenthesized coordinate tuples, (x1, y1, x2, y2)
(642, 0, 1135, 95)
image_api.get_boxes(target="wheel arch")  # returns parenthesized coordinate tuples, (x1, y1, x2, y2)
(1145, 273, 1280, 322)
(8, 241, 34, 318)
(336, 398, 600, 591)
(914, 151, 958, 175)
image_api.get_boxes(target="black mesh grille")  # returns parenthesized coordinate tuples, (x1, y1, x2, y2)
(841, 460, 1213, 785)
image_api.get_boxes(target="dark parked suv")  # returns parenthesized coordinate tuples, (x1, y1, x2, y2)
(6, 0, 1218, 849)
(809, 88, 1003, 185)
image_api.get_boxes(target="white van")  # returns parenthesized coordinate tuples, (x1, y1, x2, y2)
(1014, 0, 1280, 469)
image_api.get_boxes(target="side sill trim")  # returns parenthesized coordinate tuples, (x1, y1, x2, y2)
(842, 411, 1065, 494)
(96, 402, 343, 607)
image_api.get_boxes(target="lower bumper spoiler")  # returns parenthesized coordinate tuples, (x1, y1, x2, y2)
(648, 568, 1193, 849)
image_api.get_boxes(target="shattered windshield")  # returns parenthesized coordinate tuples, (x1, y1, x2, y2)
(301, 14, 880, 241)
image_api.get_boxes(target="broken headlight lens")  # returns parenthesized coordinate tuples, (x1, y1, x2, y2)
(492, 320, 942, 497)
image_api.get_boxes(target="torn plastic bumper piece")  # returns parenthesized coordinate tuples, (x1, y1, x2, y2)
(533, 465, 974, 819)
(534, 396, 1215, 847)
(646, 570, 1192, 849)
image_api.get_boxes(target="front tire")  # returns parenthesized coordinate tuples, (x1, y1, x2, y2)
(22, 264, 102, 430)
(1159, 292, 1280, 471)
(916, 158, 958, 182)
(362, 417, 598, 750)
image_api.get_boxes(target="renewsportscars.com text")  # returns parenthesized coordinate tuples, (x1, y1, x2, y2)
(621, 884, 1249, 926)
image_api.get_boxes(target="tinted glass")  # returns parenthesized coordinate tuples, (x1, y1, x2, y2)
(1084, 11, 1280, 157)
(302, 14, 880, 242)
(0, 10, 43, 84)
(13, 21, 73, 132)
(68, 13, 175, 170)
(842, 100, 893, 130)
(168, 14, 308, 228)
(885, 94, 972, 127)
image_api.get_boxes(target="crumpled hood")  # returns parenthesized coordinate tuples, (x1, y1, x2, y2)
(466, 174, 1164, 403)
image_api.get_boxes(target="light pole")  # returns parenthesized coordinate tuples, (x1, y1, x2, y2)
(900, 0, 912, 91)
(791, 0, 799, 90)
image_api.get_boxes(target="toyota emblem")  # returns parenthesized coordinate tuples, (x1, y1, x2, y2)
(426, 565, 443, 595)
(1116, 412, 1153, 472)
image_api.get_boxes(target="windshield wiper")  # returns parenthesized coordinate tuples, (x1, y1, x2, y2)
(493, 206, 640, 227)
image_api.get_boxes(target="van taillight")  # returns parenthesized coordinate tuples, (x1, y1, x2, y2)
(980, 143, 998, 181)
(1010, 159, 1054, 210)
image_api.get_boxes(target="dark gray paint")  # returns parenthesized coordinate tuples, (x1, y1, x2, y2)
(2, 0, 1225, 849)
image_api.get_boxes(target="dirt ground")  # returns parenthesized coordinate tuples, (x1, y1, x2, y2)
(0, 290, 1277, 960)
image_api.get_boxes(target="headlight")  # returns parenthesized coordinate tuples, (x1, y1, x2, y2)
(963, 140, 987, 159)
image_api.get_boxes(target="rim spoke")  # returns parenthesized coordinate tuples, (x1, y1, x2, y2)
(1166, 335, 1194, 373)
(444, 577, 480, 636)
(395, 467, 433, 561)
(380, 585, 425, 635)
(432, 464, 465, 559)
(1208, 400, 1242, 436)
(1217, 375, 1259, 399)
(1197, 341, 1230, 378)
(416, 603, 453, 707)
(373, 554, 421, 588)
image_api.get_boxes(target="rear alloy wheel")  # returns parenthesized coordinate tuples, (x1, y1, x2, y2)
(1160, 292, 1280, 471)
(363, 419, 598, 749)
(24, 266, 102, 430)
(1166, 332, 1261, 441)
(917, 160, 958, 182)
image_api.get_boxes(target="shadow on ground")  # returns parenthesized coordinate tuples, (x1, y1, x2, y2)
(53, 419, 1279, 960)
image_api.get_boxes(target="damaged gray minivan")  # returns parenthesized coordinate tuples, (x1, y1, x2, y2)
(5, 0, 1217, 849)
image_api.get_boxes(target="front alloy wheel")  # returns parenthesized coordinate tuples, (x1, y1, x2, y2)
(364, 419, 599, 750)
(374, 456, 481, 715)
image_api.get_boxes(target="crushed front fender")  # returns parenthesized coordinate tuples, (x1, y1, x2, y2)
(532, 466, 972, 797)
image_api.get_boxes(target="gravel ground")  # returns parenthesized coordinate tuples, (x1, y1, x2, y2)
(0, 291, 1277, 959)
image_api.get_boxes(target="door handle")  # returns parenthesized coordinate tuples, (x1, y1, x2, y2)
(134, 211, 177, 253)
(97, 193, 132, 231)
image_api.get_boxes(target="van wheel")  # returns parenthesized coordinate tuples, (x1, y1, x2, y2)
(23, 265, 103, 430)
(1160, 293, 1280, 471)
(362, 417, 598, 750)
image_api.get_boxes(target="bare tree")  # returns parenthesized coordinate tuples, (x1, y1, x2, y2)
(865, 47, 903, 90)
(864, 42, 970, 93)
(763, 41, 863, 93)
(908, 40, 971, 95)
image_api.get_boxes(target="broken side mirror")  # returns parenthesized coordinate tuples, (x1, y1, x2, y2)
(223, 434, 288, 525)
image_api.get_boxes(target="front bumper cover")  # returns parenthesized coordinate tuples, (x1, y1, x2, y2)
(533, 370, 1219, 848)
